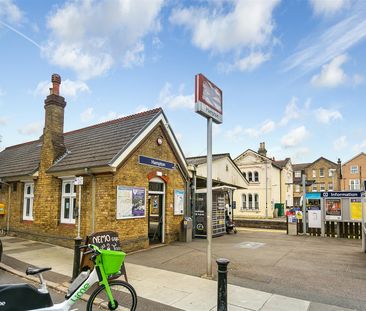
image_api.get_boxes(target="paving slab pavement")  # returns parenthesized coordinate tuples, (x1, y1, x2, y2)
(0, 235, 358, 311)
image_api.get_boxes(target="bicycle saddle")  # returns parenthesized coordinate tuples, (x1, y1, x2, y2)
(26, 267, 52, 275)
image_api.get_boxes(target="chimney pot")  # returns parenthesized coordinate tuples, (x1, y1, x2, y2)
(51, 74, 61, 95)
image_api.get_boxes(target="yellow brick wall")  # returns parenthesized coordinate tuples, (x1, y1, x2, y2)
(3, 123, 186, 251)
(305, 159, 339, 192)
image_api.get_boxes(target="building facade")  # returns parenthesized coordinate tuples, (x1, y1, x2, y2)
(233, 143, 292, 218)
(0, 74, 189, 251)
(293, 157, 342, 207)
(341, 152, 366, 191)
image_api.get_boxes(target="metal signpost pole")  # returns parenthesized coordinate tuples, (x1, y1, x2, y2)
(362, 191, 366, 252)
(77, 184, 82, 239)
(302, 174, 307, 234)
(207, 117, 213, 277)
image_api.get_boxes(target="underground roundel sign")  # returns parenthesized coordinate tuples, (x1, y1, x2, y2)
(195, 73, 223, 124)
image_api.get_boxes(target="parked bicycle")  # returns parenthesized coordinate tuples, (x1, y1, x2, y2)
(0, 244, 137, 310)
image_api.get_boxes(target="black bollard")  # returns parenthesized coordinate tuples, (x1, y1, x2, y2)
(216, 258, 230, 311)
(71, 237, 83, 282)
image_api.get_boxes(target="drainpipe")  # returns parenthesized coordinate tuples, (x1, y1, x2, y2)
(91, 175, 96, 233)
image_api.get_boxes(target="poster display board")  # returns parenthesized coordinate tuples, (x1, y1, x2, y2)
(116, 186, 146, 219)
(308, 210, 321, 228)
(350, 198, 362, 221)
(325, 199, 342, 220)
(174, 189, 184, 215)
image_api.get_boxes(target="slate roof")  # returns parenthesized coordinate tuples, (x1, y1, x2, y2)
(293, 163, 311, 171)
(273, 157, 291, 169)
(0, 108, 162, 178)
(186, 153, 229, 166)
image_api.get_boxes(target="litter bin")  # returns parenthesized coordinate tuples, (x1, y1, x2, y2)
(181, 217, 192, 242)
(274, 203, 285, 217)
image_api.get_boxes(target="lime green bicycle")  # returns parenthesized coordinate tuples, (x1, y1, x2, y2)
(0, 244, 137, 310)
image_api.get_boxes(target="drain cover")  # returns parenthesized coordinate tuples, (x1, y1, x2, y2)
(236, 242, 265, 249)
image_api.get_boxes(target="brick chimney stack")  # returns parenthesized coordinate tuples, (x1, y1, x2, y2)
(258, 142, 267, 157)
(41, 74, 67, 167)
(51, 73, 61, 95)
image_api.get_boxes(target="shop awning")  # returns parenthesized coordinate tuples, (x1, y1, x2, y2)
(305, 192, 321, 199)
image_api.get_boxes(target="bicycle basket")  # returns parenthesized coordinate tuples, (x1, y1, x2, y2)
(100, 249, 126, 275)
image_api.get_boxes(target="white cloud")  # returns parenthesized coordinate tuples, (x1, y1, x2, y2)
(283, 1, 366, 74)
(220, 52, 271, 73)
(0, 0, 23, 24)
(18, 122, 42, 135)
(315, 107, 342, 124)
(157, 82, 194, 110)
(333, 135, 348, 151)
(260, 120, 275, 134)
(98, 111, 124, 123)
(310, 0, 350, 16)
(80, 107, 95, 123)
(0, 117, 8, 125)
(226, 119, 275, 141)
(43, 0, 164, 80)
(279, 97, 301, 126)
(0, 88, 5, 97)
(311, 55, 348, 87)
(213, 123, 222, 137)
(135, 105, 149, 113)
(281, 126, 309, 148)
(353, 74, 364, 85)
(170, 0, 279, 71)
(33, 79, 90, 98)
(353, 140, 366, 152)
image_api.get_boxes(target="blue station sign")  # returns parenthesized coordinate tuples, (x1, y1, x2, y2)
(138, 155, 175, 170)
(321, 191, 362, 198)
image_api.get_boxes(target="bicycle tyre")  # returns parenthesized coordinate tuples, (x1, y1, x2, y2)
(86, 280, 137, 310)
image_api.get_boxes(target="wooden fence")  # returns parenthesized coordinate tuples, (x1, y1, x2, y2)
(296, 219, 361, 239)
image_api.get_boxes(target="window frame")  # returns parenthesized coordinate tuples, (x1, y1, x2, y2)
(319, 183, 325, 192)
(312, 170, 316, 178)
(294, 171, 301, 178)
(319, 168, 324, 178)
(241, 194, 247, 210)
(295, 184, 300, 192)
(312, 184, 317, 192)
(349, 179, 360, 190)
(61, 179, 77, 224)
(23, 182, 34, 221)
(351, 165, 359, 174)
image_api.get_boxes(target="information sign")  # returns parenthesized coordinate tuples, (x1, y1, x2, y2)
(195, 73, 223, 124)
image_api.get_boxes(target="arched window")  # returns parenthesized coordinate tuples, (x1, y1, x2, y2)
(248, 194, 253, 209)
(242, 194, 247, 210)
(248, 172, 253, 182)
(243, 172, 247, 179)
(254, 171, 259, 182)
(254, 194, 259, 210)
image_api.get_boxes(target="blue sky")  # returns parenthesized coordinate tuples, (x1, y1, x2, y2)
(0, 0, 366, 164)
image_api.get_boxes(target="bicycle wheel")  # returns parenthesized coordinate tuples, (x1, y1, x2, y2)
(87, 280, 137, 311)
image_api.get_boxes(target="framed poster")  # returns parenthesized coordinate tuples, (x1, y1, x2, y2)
(174, 189, 184, 215)
(350, 198, 362, 221)
(116, 186, 146, 219)
(325, 199, 341, 220)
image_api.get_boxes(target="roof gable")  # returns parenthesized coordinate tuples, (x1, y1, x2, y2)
(342, 152, 366, 166)
(0, 108, 188, 178)
(310, 156, 337, 167)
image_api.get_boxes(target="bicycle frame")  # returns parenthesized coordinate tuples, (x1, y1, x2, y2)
(31, 268, 99, 311)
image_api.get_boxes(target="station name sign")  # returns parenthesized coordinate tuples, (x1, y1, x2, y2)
(138, 155, 175, 170)
(195, 73, 223, 124)
(321, 191, 361, 198)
